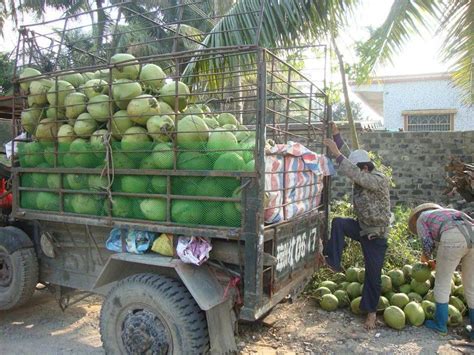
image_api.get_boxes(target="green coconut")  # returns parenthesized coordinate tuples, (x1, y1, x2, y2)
(195, 179, 226, 197)
(346, 282, 362, 300)
(176, 115, 209, 149)
(320, 281, 338, 293)
(121, 175, 150, 193)
(150, 176, 167, 194)
(222, 202, 241, 227)
(18, 142, 45, 167)
(88, 175, 108, 191)
(87, 94, 112, 123)
(410, 279, 431, 297)
(377, 296, 390, 312)
(384, 306, 406, 330)
(63, 173, 88, 190)
(399, 283, 412, 294)
(46, 106, 66, 120)
(29, 79, 53, 106)
(447, 304, 463, 326)
(74, 112, 97, 138)
(202, 201, 224, 226)
(90, 129, 108, 158)
(112, 78, 142, 110)
(64, 92, 87, 121)
(57, 124, 76, 144)
(203, 117, 220, 129)
(421, 300, 436, 320)
(177, 151, 211, 170)
(35, 118, 59, 144)
(111, 53, 140, 80)
(19, 67, 41, 91)
(110, 110, 134, 140)
(207, 129, 239, 156)
(157, 101, 175, 116)
(350, 296, 364, 315)
(159, 81, 190, 111)
(140, 63, 166, 90)
(217, 112, 239, 126)
(150, 143, 174, 169)
(94, 69, 110, 81)
(140, 198, 167, 221)
(69, 138, 97, 167)
(36, 192, 60, 211)
(146, 115, 174, 142)
(313, 287, 331, 301)
(127, 94, 160, 126)
(388, 269, 405, 288)
(171, 200, 203, 224)
(357, 268, 365, 284)
(334, 290, 350, 308)
(345, 267, 360, 283)
(112, 196, 133, 218)
(121, 126, 151, 156)
(407, 292, 423, 303)
(213, 152, 245, 171)
(59, 72, 85, 88)
(381, 275, 393, 294)
(390, 293, 410, 309)
(449, 296, 467, 315)
(20, 191, 39, 209)
(21, 107, 43, 134)
(320, 294, 339, 312)
(337, 282, 350, 291)
(183, 104, 204, 118)
(83, 79, 109, 99)
(47, 80, 75, 107)
(424, 289, 435, 302)
(112, 151, 136, 169)
(71, 194, 102, 215)
(411, 262, 431, 283)
(402, 264, 413, 281)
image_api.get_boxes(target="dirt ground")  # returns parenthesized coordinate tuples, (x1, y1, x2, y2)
(0, 288, 472, 354)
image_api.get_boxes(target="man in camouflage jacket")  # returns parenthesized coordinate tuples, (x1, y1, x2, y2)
(323, 122, 391, 330)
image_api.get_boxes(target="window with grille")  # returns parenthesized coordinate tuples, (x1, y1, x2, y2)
(403, 111, 455, 131)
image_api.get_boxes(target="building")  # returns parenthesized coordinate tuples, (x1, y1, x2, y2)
(350, 73, 474, 131)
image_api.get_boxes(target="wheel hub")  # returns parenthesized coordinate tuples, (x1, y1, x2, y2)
(122, 309, 170, 354)
(0, 252, 12, 287)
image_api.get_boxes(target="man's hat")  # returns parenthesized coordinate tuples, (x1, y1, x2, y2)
(348, 149, 371, 165)
(408, 203, 443, 234)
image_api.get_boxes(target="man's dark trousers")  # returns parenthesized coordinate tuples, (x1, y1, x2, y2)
(324, 217, 388, 313)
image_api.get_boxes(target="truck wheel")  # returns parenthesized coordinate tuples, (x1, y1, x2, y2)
(0, 246, 38, 310)
(100, 273, 209, 354)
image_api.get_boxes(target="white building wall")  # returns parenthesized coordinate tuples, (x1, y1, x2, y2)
(383, 79, 473, 131)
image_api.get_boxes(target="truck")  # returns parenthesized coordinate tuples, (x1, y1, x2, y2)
(0, 2, 330, 353)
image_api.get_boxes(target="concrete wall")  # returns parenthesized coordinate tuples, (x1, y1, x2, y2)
(330, 130, 474, 208)
(383, 79, 474, 131)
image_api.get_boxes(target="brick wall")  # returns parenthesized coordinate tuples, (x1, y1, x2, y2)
(330, 131, 474, 208)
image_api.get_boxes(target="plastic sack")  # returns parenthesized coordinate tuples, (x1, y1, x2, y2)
(176, 236, 212, 266)
(106, 228, 156, 254)
(151, 233, 174, 256)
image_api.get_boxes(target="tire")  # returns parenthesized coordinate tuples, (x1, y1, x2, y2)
(100, 273, 210, 354)
(0, 246, 39, 310)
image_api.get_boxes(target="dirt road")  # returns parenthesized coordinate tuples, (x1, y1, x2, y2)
(0, 289, 471, 354)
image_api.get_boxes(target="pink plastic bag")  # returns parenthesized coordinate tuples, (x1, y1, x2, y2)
(176, 236, 212, 266)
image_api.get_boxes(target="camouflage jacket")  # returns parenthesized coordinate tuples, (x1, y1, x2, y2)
(338, 158, 391, 227)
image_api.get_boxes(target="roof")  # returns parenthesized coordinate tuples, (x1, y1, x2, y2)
(349, 72, 454, 116)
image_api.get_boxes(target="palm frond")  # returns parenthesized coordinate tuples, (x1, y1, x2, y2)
(355, 0, 440, 81)
(439, 0, 473, 104)
(182, 0, 359, 85)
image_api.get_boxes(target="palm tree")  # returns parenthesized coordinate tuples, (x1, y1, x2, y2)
(355, 0, 473, 104)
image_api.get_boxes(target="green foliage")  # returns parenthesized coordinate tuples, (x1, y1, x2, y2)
(331, 101, 368, 122)
(0, 53, 14, 95)
(368, 151, 395, 187)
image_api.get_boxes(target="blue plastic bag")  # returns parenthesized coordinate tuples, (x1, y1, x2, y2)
(106, 228, 156, 254)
